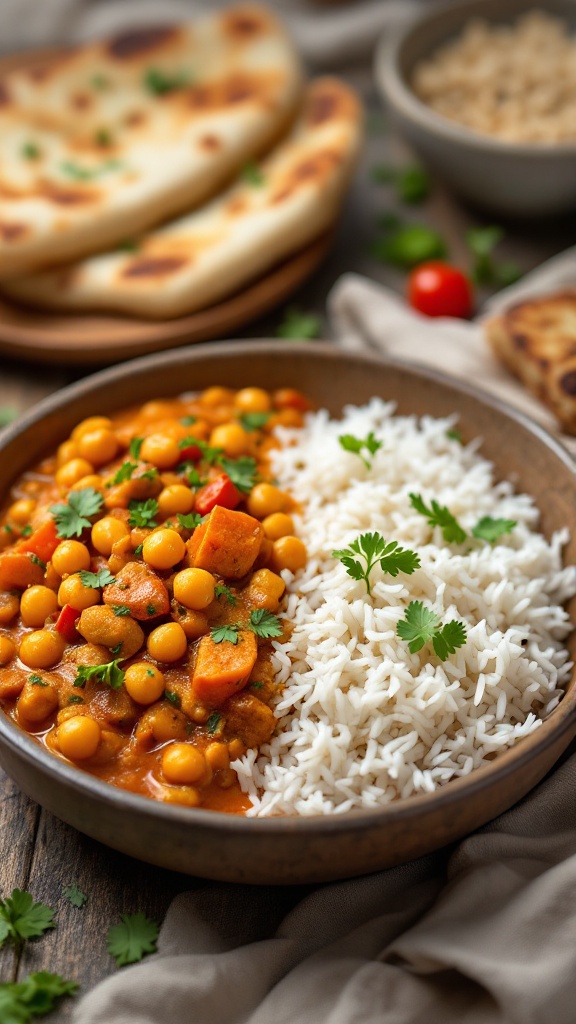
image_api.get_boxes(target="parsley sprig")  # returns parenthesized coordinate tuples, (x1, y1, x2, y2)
(107, 912, 159, 967)
(74, 659, 125, 689)
(332, 532, 420, 596)
(50, 488, 104, 539)
(396, 601, 467, 660)
(338, 432, 382, 469)
(409, 493, 466, 544)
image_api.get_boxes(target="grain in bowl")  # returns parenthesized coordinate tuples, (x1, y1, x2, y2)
(411, 10, 576, 143)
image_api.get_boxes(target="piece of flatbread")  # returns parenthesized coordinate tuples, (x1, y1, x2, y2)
(5, 78, 363, 319)
(485, 291, 576, 434)
(0, 4, 302, 279)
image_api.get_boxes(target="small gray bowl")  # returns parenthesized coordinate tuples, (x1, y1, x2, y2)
(375, 0, 576, 217)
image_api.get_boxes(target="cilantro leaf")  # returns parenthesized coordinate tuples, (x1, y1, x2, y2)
(74, 660, 124, 689)
(107, 912, 159, 967)
(22, 141, 41, 161)
(432, 620, 468, 660)
(241, 161, 265, 186)
(128, 498, 158, 528)
(78, 568, 115, 589)
(472, 517, 516, 543)
(277, 307, 321, 340)
(466, 226, 522, 287)
(396, 601, 440, 653)
(409, 493, 467, 544)
(111, 605, 131, 617)
(164, 690, 181, 708)
(0, 890, 55, 946)
(238, 411, 271, 431)
(210, 624, 241, 645)
(180, 415, 197, 427)
(62, 884, 87, 909)
(214, 584, 237, 606)
(181, 466, 207, 489)
(60, 158, 122, 180)
(0, 407, 18, 428)
(143, 67, 189, 95)
(372, 225, 447, 268)
(446, 428, 462, 443)
(247, 609, 282, 639)
(218, 456, 257, 494)
(111, 461, 138, 485)
(338, 431, 382, 469)
(50, 488, 104, 539)
(129, 436, 144, 460)
(177, 512, 204, 530)
(332, 532, 420, 596)
(372, 163, 430, 203)
(206, 711, 222, 735)
(0, 971, 78, 1021)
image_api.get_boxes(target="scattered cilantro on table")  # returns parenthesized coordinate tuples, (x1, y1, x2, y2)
(50, 488, 104, 539)
(0, 971, 78, 1021)
(466, 226, 522, 287)
(107, 913, 159, 967)
(0, 890, 54, 948)
(276, 307, 321, 340)
(62, 884, 87, 909)
(332, 532, 420, 596)
(372, 224, 447, 268)
(372, 163, 430, 203)
(396, 601, 467, 659)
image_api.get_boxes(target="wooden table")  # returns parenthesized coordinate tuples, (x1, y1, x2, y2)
(0, 71, 574, 1018)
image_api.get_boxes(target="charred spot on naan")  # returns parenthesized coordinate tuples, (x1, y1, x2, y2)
(270, 150, 341, 205)
(121, 256, 189, 280)
(70, 92, 93, 111)
(306, 79, 361, 127)
(220, 9, 271, 40)
(188, 72, 277, 113)
(0, 222, 28, 242)
(40, 182, 102, 206)
(107, 26, 181, 61)
(198, 134, 222, 151)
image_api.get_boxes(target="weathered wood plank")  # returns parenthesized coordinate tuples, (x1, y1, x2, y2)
(0, 768, 41, 982)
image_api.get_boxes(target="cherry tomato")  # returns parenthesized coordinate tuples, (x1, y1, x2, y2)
(407, 261, 473, 319)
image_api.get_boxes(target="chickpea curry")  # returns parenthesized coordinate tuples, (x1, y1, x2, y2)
(0, 386, 310, 813)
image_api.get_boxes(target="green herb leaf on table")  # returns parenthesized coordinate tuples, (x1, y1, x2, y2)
(472, 517, 516, 543)
(210, 624, 241, 645)
(248, 609, 282, 639)
(74, 660, 125, 689)
(396, 601, 467, 659)
(0, 407, 18, 428)
(62, 884, 87, 909)
(218, 456, 257, 494)
(50, 488, 104, 539)
(78, 568, 116, 589)
(241, 161, 265, 186)
(107, 912, 159, 967)
(214, 584, 237, 606)
(372, 163, 430, 203)
(238, 411, 271, 431)
(409, 493, 467, 544)
(276, 307, 321, 340)
(372, 225, 447, 268)
(332, 532, 420, 596)
(0, 971, 78, 1022)
(338, 431, 382, 469)
(143, 67, 189, 95)
(0, 890, 55, 947)
(128, 498, 159, 528)
(466, 226, 522, 287)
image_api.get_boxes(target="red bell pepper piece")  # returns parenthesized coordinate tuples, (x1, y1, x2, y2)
(54, 604, 80, 643)
(179, 442, 202, 462)
(18, 519, 60, 563)
(194, 474, 241, 517)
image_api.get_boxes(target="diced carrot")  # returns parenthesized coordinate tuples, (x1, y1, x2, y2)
(192, 630, 257, 705)
(102, 561, 169, 620)
(187, 505, 263, 579)
(0, 551, 45, 591)
(18, 519, 59, 563)
(194, 474, 241, 516)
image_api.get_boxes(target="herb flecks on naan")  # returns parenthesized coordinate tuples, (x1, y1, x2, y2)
(485, 291, 576, 434)
(5, 78, 362, 319)
(0, 5, 302, 278)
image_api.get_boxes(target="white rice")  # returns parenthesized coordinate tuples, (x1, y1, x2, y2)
(233, 399, 576, 816)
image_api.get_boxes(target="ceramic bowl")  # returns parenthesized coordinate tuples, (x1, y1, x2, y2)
(375, 0, 576, 217)
(0, 340, 575, 884)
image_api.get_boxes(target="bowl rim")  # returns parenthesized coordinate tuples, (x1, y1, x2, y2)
(1, 337, 575, 837)
(375, 0, 576, 158)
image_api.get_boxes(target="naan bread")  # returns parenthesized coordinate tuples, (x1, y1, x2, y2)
(485, 291, 576, 434)
(5, 78, 362, 319)
(0, 5, 302, 278)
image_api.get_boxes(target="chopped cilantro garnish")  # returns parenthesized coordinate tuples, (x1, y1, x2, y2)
(129, 436, 144, 460)
(20, 524, 33, 537)
(466, 226, 522, 287)
(74, 660, 124, 689)
(206, 711, 222, 735)
(247, 609, 282, 639)
(446, 428, 463, 443)
(277, 307, 321, 340)
(67, 695, 85, 705)
(29, 554, 46, 570)
(50, 488, 104, 539)
(29, 674, 47, 687)
(78, 568, 116, 589)
(128, 498, 158, 528)
(164, 690, 181, 708)
(177, 512, 203, 529)
(372, 224, 447, 268)
(146, 604, 156, 616)
(472, 517, 516, 543)
(409, 493, 467, 544)
(396, 601, 467, 660)
(143, 67, 189, 95)
(218, 456, 257, 494)
(214, 584, 237, 606)
(210, 623, 241, 645)
(22, 141, 41, 161)
(332, 532, 420, 596)
(60, 158, 122, 180)
(111, 461, 138, 485)
(238, 411, 271, 431)
(241, 161, 265, 186)
(180, 415, 197, 427)
(111, 605, 131, 617)
(338, 431, 382, 469)
(95, 127, 113, 147)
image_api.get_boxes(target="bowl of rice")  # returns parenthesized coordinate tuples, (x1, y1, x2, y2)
(375, 0, 576, 216)
(0, 339, 575, 883)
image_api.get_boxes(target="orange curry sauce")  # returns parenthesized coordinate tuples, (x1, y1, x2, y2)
(0, 386, 310, 813)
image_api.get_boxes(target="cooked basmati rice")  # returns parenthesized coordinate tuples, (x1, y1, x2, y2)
(233, 398, 576, 816)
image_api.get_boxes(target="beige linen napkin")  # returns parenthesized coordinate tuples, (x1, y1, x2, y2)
(74, 263, 576, 1024)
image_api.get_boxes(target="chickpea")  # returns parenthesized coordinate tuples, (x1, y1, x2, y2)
(204, 741, 230, 772)
(228, 738, 245, 759)
(159, 786, 201, 807)
(247, 483, 288, 519)
(91, 516, 129, 556)
(57, 439, 79, 467)
(57, 716, 101, 760)
(157, 484, 194, 518)
(9, 498, 35, 524)
(217, 768, 236, 789)
(271, 408, 304, 429)
(176, 608, 209, 640)
(149, 706, 189, 743)
(209, 422, 251, 458)
(234, 387, 271, 414)
(162, 743, 206, 784)
(262, 512, 295, 540)
(69, 474, 104, 493)
(58, 574, 100, 612)
(20, 586, 59, 628)
(19, 629, 66, 669)
(139, 400, 175, 421)
(271, 536, 307, 573)
(124, 662, 165, 705)
(200, 386, 234, 408)
(139, 434, 180, 470)
(55, 458, 94, 490)
(147, 622, 187, 662)
(71, 416, 112, 441)
(52, 540, 91, 577)
(142, 529, 186, 571)
(0, 593, 19, 625)
(0, 635, 15, 665)
(245, 568, 285, 612)
(173, 568, 215, 610)
(76, 428, 118, 467)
